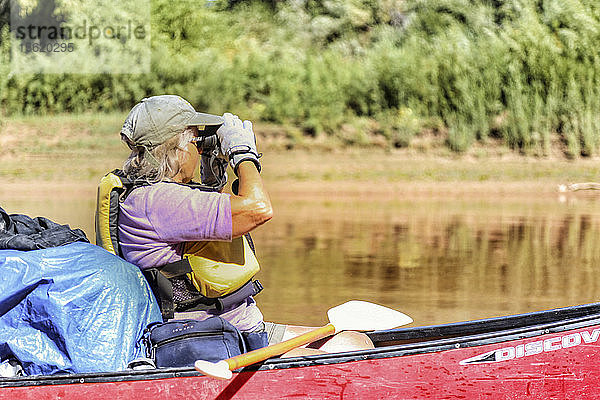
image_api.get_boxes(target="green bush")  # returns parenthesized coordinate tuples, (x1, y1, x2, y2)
(1, 0, 600, 155)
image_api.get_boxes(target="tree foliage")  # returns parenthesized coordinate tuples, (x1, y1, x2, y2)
(1, 0, 600, 154)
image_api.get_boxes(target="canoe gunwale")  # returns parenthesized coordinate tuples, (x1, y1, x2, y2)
(2, 301, 600, 388)
(273, 311, 600, 367)
(369, 301, 600, 343)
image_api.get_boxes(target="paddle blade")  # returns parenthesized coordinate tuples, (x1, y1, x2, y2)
(327, 300, 412, 332)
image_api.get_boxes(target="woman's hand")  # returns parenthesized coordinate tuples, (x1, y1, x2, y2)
(217, 113, 261, 175)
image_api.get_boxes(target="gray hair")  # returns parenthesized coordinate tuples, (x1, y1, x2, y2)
(122, 127, 195, 183)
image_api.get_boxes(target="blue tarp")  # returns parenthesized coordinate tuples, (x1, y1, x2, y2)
(0, 242, 162, 375)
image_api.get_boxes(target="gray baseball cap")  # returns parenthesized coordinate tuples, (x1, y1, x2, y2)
(121, 95, 224, 149)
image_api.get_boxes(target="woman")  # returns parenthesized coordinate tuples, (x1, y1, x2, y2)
(115, 95, 372, 352)
(116, 95, 272, 337)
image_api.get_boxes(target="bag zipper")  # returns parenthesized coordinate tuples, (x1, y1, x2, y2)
(153, 330, 224, 348)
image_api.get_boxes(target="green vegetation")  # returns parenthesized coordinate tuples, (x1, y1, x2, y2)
(1, 0, 600, 156)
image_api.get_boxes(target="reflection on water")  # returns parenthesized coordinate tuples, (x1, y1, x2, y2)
(253, 196, 600, 326)
(3, 191, 600, 327)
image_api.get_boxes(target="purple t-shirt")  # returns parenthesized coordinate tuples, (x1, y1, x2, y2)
(118, 182, 263, 331)
(118, 182, 232, 269)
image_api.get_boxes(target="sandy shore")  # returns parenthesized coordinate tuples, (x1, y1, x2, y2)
(1, 149, 597, 201)
(2, 126, 600, 210)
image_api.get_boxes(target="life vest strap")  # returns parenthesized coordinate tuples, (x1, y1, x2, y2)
(143, 258, 263, 320)
(142, 268, 175, 319)
(175, 279, 263, 314)
(157, 258, 193, 279)
(213, 280, 263, 311)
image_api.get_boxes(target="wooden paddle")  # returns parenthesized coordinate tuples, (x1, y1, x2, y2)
(195, 300, 413, 379)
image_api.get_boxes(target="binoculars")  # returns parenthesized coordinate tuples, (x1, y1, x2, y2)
(195, 123, 223, 154)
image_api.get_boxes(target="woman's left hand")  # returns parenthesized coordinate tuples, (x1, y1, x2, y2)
(217, 113, 261, 175)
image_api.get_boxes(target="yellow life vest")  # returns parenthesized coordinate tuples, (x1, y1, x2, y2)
(95, 172, 124, 255)
(183, 237, 260, 298)
(95, 170, 261, 299)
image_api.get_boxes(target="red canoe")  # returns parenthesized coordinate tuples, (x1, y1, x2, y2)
(2, 302, 600, 399)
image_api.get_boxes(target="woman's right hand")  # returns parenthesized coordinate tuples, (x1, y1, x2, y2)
(217, 113, 261, 175)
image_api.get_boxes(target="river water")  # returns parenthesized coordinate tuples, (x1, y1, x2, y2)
(3, 187, 600, 328)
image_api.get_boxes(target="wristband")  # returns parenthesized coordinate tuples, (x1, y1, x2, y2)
(230, 151, 261, 176)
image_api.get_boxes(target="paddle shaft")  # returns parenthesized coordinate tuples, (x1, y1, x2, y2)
(225, 323, 336, 371)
